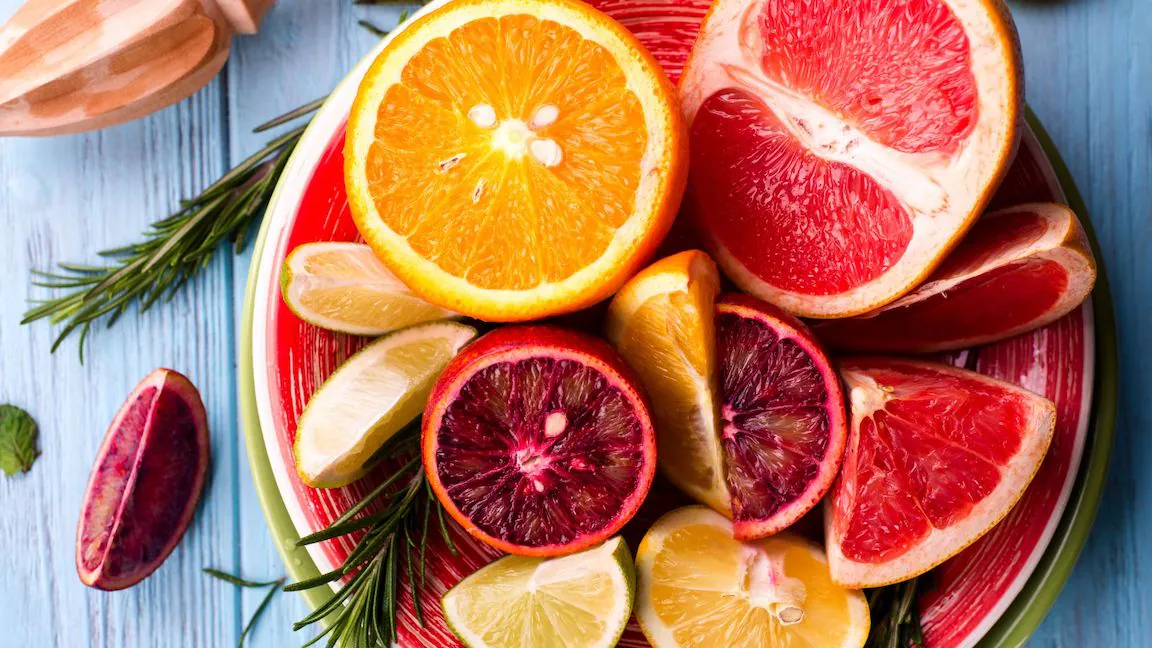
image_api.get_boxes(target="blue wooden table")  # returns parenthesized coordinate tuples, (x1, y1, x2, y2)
(0, 0, 1146, 646)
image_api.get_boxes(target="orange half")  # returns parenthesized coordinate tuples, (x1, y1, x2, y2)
(345, 0, 687, 321)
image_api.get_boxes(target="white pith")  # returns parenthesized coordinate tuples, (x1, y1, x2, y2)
(826, 360, 1057, 589)
(832, 202, 1097, 350)
(635, 507, 870, 647)
(680, 0, 1019, 317)
(442, 537, 633, 648)
(346, 0, 679, 317)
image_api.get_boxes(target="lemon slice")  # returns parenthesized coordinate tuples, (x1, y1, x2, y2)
(294, 321, 476, 487)
(281, 242, 457, 336)
(606, 251, 729, 514)
(443, 536, 635, 648)
(636, 506, 869, 648)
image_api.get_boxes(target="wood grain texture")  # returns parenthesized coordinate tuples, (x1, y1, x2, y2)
(0, 0, 1145, 646)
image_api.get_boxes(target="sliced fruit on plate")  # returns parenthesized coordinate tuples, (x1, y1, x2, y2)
(442, 536, 635, 648)
(345, 0, 687, 322)
(77, 369, 209, 591)
(606, 250, 729, 514)
(294, 321, 477, 488)
(280, 241, 457, 336)
(680, 0, 1023, 318)
(813, 203, 1098, 353)
(715, 294, 848, 539)
(635, 506, 870, 648)
(826, 357, 1057, 588)
(423, 326, 657, 556)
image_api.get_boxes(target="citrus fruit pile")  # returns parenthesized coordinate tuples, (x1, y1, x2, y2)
(275, 0, 1100, 645)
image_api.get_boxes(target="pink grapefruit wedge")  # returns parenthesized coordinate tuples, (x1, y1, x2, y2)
(813, 203, 1097, 352)
(680, 0, 1023, 318)
(715, 294, 848, 540)
(826, 357, 1056, 588)
(76, 369, 209, 591)
(423, 326, 657, 557)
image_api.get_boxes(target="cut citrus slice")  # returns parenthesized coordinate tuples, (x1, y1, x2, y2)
(813, 203, 1097, 352)
(826, 357, 1056, 588)
(635, 506, 869, 648)
(423, 325, 657, 556)
(606, 250, 729, 514)
(281, 242, 457, 336)
(294, 321, 477, 488)
(442, 536, 635, 648)
(345, 0, 687, 321)
(716, 294, 848, 539)
(680, 0, 1022, 318)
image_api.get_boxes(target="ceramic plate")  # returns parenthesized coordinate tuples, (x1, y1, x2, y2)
(239, 1, 1118, 645)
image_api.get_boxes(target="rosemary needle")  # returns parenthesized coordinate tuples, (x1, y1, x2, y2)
(203, 568, 286, 648)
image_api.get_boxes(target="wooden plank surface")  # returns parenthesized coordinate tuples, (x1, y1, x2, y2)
(0, 0, 1146, 646)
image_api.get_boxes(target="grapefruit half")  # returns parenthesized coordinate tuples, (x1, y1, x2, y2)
(813, 203, 1097, 353)
(680, 0, 1023, 318)
(826, 357, 1056, 588)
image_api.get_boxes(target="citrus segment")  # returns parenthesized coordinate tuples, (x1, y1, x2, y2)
(715, 294, 848, 539)
(442, 537, 635, 648)
(635, 506, 869, 648)
(294, 321, 477, 488)
(346, 0, 687, 321)
(680, 0, 1022, 317)
(826, 358, 1056, 588)
(606, 250, 729, 514)
(813, 203, 1098, 352)
(281, 242, 457, 336)
(423, 326, 657, 556)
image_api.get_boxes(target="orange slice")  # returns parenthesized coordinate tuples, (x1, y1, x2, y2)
(345, 0, 687, 321)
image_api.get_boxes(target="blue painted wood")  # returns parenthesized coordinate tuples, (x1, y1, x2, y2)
(0, 0, 1145, 646)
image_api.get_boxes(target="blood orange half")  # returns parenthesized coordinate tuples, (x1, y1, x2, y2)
(423, 326, 657, 557)
(826, 357, 1056, 588)
(715, 294, 847, 540)
(813, 203, 1097, 353)
(681, 0, 1022, 318)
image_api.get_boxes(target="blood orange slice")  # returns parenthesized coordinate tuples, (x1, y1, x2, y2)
(715, 294, 847, 539)
(681, 0, 1022, 318)
(814, 203, 1097, 352)
(826, 357, 1056, 588)
(423, 326, 657, 557)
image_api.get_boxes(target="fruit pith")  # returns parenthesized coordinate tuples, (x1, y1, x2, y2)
(423, 326, 657, 556)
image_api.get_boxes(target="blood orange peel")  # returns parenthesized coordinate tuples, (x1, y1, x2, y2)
(826, 357, 1056, 588)
(680, 0, 1023, 318)
(715, 294, 848, 540)
(423, 325, 657, 557)
(813, 203, 1097, 353)
(345, 0, 687, 322)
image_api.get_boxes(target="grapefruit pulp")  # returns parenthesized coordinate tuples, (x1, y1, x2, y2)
(423, 326, 657, 556)
(813, 203, 1097, 352)
(680, 0, 1023, 318)
(826, 357, 1056, 588)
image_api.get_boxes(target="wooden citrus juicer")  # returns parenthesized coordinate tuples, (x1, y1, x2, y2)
(0, 0, 275, 136)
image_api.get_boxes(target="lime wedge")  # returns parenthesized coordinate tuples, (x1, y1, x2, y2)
(293, 321, 476, 488)
(281, 241, 457, 336)
(443, 537, 635, 648)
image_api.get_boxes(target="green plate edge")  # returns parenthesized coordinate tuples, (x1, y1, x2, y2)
(238, 107, 1120, 642)
(976, 109, 1120, 647)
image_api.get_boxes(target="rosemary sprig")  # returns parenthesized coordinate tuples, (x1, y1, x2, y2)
(865, 576, 928, 648)
(22, 98, 322, 359)
(285, 426, 454, 647)
(204, 568, 287, 648)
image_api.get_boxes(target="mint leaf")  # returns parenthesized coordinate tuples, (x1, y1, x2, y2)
(0, 405, 39, 475)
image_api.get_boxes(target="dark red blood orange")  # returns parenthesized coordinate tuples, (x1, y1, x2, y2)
(423, 326, 657, 557)
(813, 203, 1097, 353)
(826, 357, 1055, 588)
(76, 369, 209, 591)
(715, 294, 848, 540)
(680, 0, 1022, 318)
